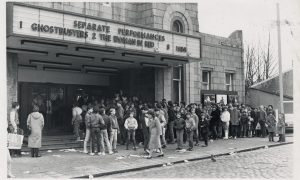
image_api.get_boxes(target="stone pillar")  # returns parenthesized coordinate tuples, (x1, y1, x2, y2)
(155, 67, 172, 101)
(7, 53, 18, 120)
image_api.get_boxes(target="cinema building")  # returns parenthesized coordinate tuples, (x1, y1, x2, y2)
(7, 2, 244, 134)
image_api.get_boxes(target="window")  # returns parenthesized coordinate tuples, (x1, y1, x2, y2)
(202, 71, 211, 90)
(225, 73, 234, 91)
(173, 66, 184, 102)
(172, 20, 184, 33)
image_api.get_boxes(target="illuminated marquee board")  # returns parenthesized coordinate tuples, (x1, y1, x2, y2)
(12, 5, 201, 59)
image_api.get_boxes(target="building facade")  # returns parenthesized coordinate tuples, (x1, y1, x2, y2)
(7, 2, 244, 134)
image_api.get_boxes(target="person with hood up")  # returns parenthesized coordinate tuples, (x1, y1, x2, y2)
(27, 105, 44, 157)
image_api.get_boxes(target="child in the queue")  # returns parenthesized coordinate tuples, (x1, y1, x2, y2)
(277, 113, 285, 142)
(266, 111, 276, 142)
(199, 112, 209, 147)
(174, 113, 185, 150)
(124, 111, 138, 150)
(109, 108, 120, 153)
(185, 112, 196, 151)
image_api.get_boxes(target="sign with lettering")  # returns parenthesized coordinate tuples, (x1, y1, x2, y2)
(12, 5, 200, 59)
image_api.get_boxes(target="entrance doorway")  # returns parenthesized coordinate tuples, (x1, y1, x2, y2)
(18, 82, 108, 135)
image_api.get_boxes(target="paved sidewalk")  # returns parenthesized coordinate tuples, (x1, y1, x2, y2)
(11, 136, 293, 178)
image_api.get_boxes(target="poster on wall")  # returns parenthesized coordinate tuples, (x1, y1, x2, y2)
(216, 94, 227, 105)
(228, 95, 239, 105)
(203, 94, 216, 106)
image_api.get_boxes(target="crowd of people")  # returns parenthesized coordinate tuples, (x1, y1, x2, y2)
(70, 92, 286, 159)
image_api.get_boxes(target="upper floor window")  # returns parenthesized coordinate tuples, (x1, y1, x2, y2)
(225, 73, 234, 91)
(172, 20, 184, 33)
(202, 71, 211, 90)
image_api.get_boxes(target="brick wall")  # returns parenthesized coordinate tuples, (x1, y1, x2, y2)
(7, 53, 18, 120)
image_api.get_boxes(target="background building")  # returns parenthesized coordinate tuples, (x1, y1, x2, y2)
(7, 2, 244, 134)
(246, 69, 293, 114)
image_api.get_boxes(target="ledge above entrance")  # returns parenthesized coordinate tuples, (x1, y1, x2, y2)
(7, 3, 201, 70)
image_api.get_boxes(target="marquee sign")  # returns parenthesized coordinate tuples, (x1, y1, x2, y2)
(12, 5, 201, 59)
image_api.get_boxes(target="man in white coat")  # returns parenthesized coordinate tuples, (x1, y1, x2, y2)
(221, 106, 230, 139)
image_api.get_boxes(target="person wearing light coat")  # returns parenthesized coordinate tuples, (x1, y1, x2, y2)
(221, 106, 230, 139)
(27, 105, 44, 157)
(147, 110, 163, 159)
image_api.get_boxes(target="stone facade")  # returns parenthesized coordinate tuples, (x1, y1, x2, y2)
(9, 2, 244, 105)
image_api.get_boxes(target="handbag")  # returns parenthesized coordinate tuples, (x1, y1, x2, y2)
(7, 133, 24, 149)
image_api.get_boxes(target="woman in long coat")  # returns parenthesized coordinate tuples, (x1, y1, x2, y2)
(147, 110, 163, 159)
(27, 105, 44, 157)
(266, 112, 276, 142)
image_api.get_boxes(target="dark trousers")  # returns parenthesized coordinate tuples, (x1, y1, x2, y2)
(167, 121, 175, 143)
(142, 127, 150, 151)
(118, 121, 126, 144)
(211, 125, 218, 139)
(126, 129, 136, 149)
(269, 132, 275, 142)
(201, 131, 208, 146)
(136, 129, 143, 143)
(241, 123, 248, 137)
(30, 148, 40, 157)
(187, 130, 194, 149)
(91, 128, 101, 153)
(231, 125, 239, 138)
(259, 121, 267, 137)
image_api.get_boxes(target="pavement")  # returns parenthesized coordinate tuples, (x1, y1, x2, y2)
(106, 143, 294, 178)
(11, 135, 294, 178)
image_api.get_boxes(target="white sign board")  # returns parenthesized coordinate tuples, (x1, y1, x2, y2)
(12, 5, 201, 59)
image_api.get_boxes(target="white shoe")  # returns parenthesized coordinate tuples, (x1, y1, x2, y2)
(108, 151, 113, 155)
(83, 150, 88, 154)
(97, 152, 102, 156)
(89, 153, 95, 156)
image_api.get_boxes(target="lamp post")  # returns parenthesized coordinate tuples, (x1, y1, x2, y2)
(276, 3, 285, 141)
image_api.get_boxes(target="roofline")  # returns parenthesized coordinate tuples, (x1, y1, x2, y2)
(250, 68, 293, 88)
(248, 88, 293, 99)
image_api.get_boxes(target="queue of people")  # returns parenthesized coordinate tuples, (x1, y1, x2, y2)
(71, 92, 286, 158)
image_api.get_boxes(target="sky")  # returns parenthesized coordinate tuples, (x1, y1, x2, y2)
(197, 0, 300, 73)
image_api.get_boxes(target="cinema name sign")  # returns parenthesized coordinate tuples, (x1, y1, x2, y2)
(12, 4, 201, 59)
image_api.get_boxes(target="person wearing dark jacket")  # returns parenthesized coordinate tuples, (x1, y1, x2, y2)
(140, 106, 150, 153)
(229, 105, 240, 139)
(116, 101, 125, 145)
(210, 106, 221, 140)
(250, 108, 257, 137)
(99, 108, 113, 155)
(199, 112, 209, 146)
(240, 110, 250, 138)
(167, 101, 176, 144)
(87, 106, 103, 155)
(257, 105, 267, 138)
(174, 113, 185, 150)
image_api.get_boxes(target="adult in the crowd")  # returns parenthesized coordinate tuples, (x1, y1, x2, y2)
(229, 104, 240, 139)
(220, 106, 230, 139)
(250, 107, 257, 137)
(167, 101, 176, 144)
(267, 105, 276, 117)
(210, 105, 221, 140)
(257, 105, 267, 138)
(109, 108, 119, 153)
(8, 102, 23, 157)
(140, 106, 150, 154)
(240, 109, 250, 138)
(83, 104, 93, 154)
(27, 105, 44, 157)
(147, 110, 164, 159)
(191, 108, 200, 145)
(99, 108, 113, 155)
(156, 105, 167, 148)
(116, 101, 125, 145)
(71, 102, 83, 141)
